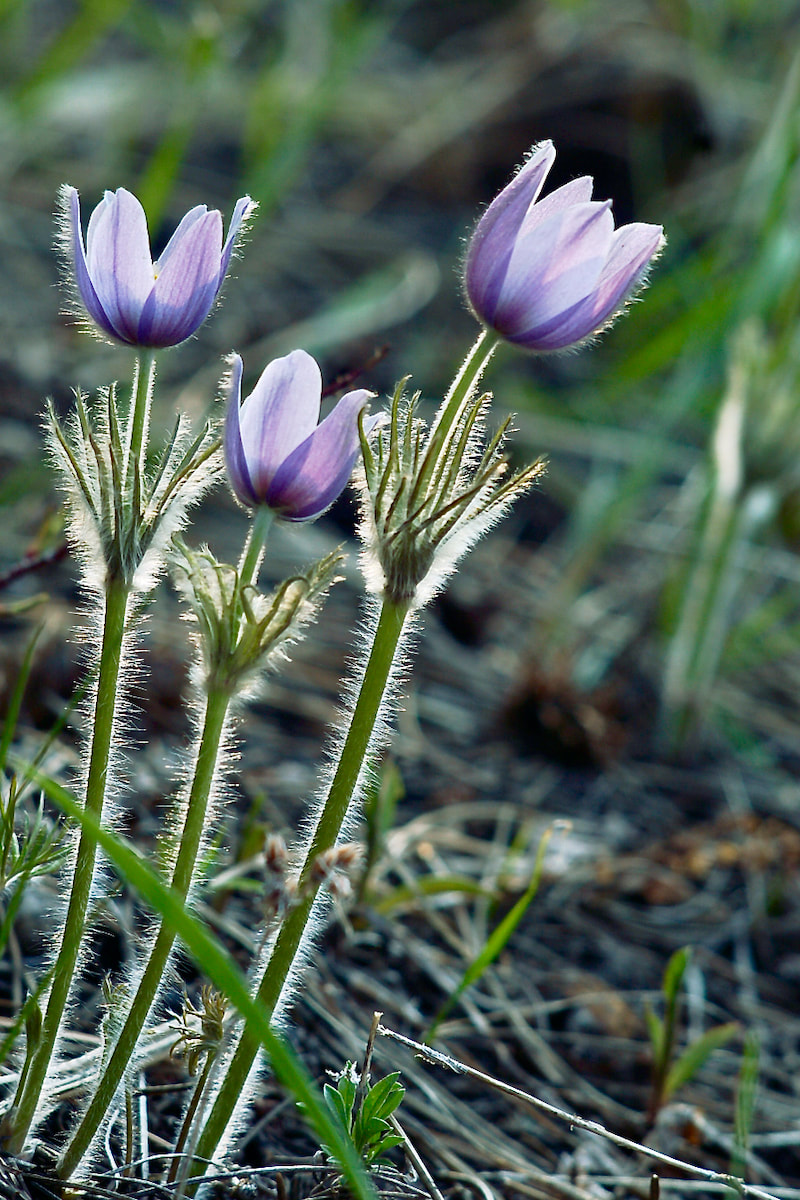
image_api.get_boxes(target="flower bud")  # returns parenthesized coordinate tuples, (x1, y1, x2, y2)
(63, 186, 255, 348)
(465, 141, 664, 352)
(224, 351, 378, 522)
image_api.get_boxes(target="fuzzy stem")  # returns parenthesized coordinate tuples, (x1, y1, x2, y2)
(426, 331, 499, 458)
(56, 684, 231, 1178)
(167, 1055, 215, 1187)
(238, 506, 274, 587)
(125, 352, 156, 497)
(190, 597, 410, 1179)
(8, 573, 131, 1151)
(57, 509, 275, 1179)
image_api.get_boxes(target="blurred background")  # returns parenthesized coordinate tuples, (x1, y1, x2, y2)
(3, 0, 800, 1189)
(3, 0, 800, 754)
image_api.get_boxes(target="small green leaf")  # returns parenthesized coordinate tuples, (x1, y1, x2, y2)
(644, 1004, 665, 1060)
(665, 1022, 739, 1097)
(663, 946, 691, 1004)
(361, 1072, 403, 1119)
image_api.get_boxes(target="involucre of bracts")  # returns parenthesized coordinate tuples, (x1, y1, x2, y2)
(357, 379, 545, 607)
(46, 391, 222, 592)
(170, 537, 344, 696)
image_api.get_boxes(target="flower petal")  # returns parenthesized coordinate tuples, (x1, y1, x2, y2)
(153, 205, 209, 273)
(64, 186, 118, 340)
(494, 201, 614, 337)
(85, 188, 156, 343)
(219, 195, 256, 284)
(139, 209, 223, 346)
(265, 389, 375, 521)
(239, 350, 323, 497)
(224, 354, 259, 506)
(515, 221, 665, 349)
(465, 141, 556, 321)
(517, 175, 594, 237)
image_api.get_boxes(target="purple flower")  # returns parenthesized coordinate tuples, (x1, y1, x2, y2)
(64, 186, 255, 348)
(224, 350, 377, 522)
(465, 141, 664, 351)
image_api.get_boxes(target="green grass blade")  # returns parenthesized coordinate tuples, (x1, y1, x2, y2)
(665, 1022, 739, 1099)
(427, 824, 555, 1040)
(0, 624, 43, 775)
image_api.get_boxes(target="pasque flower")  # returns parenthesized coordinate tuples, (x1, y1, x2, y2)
(465, 141, 664, 351)
(224, 350, 377, 522)
(64, 186, 254, 348)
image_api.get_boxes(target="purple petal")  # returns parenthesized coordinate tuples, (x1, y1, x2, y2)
(219, 195, 256, 284)
(465, 142, 556, 320)
(494, 201, 614, 337)
(517, 175, 594, 237)
(265, 389, 374, 521)
(239, 350, 323, 497)
(139, 210, 223, 345)
(224, 354, 259, 506)
(515, 221, 665, 350)
(153, 205, 209, 273)
(65, 187, 118, 340)
(85, 189, 156, 343)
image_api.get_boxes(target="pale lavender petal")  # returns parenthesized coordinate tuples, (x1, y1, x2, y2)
(65, 187, 117, 339)
(465, 142, 556, 320)
(219, 195, 256, 283)
(139, 210, 223, 345)
(240, 350, 323, 495)
(153, 205, 209, 274)
(493, 202, 614, 336)
(515, 221, 665, 349)
(85, 189, 155, 343)
(265, 389, 374, 521)
(517, 175, 594, 236)
(224, 355, 259, 506)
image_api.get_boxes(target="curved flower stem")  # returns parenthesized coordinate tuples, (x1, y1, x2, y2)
(8, 574, 131, 1152)
(57, 512, 275, 1179)
(189, 597, 410, 1181)
(428, 331, 499, 452)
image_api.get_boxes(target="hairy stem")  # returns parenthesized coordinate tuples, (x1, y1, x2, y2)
(9, 574, 131, 1150)
(125, 352, 156, 498)
(57, 511, 274, 1178)
(190, 597, 409, 1179)
(57, 684, 230, 1177)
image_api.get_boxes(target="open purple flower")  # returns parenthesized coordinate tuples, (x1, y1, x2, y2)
(465, 141, 664, 352)
(63, 186, 254, 348)
(225, 350, 377, 522)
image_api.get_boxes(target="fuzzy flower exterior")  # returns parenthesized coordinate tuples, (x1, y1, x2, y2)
(224, 350, 377, 522)
(64, 186, 254, 348)
(465, 141, 664, 351)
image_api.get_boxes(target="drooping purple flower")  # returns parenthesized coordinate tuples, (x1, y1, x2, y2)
(464, 141, 664, 352)
(63, 186, 255, 348)
(224, 350, 377, 522)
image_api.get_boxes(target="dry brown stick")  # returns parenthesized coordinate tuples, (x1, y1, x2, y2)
(378, 1024, 782, 1200)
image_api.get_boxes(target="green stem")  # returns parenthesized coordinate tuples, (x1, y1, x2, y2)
(428, 330, 499, 452)
(56, 684, 231, 1178)
(57, 509, 276, 1178)
(238, 506, 274, 588)
(125, 352, 156, 498)
(190, 597, 409, 1177)
(167, 1055, 215, 1187)
(8, 574, 131, 1151)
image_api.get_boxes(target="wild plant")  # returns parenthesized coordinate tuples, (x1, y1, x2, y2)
(0, 140, 663, 1185)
